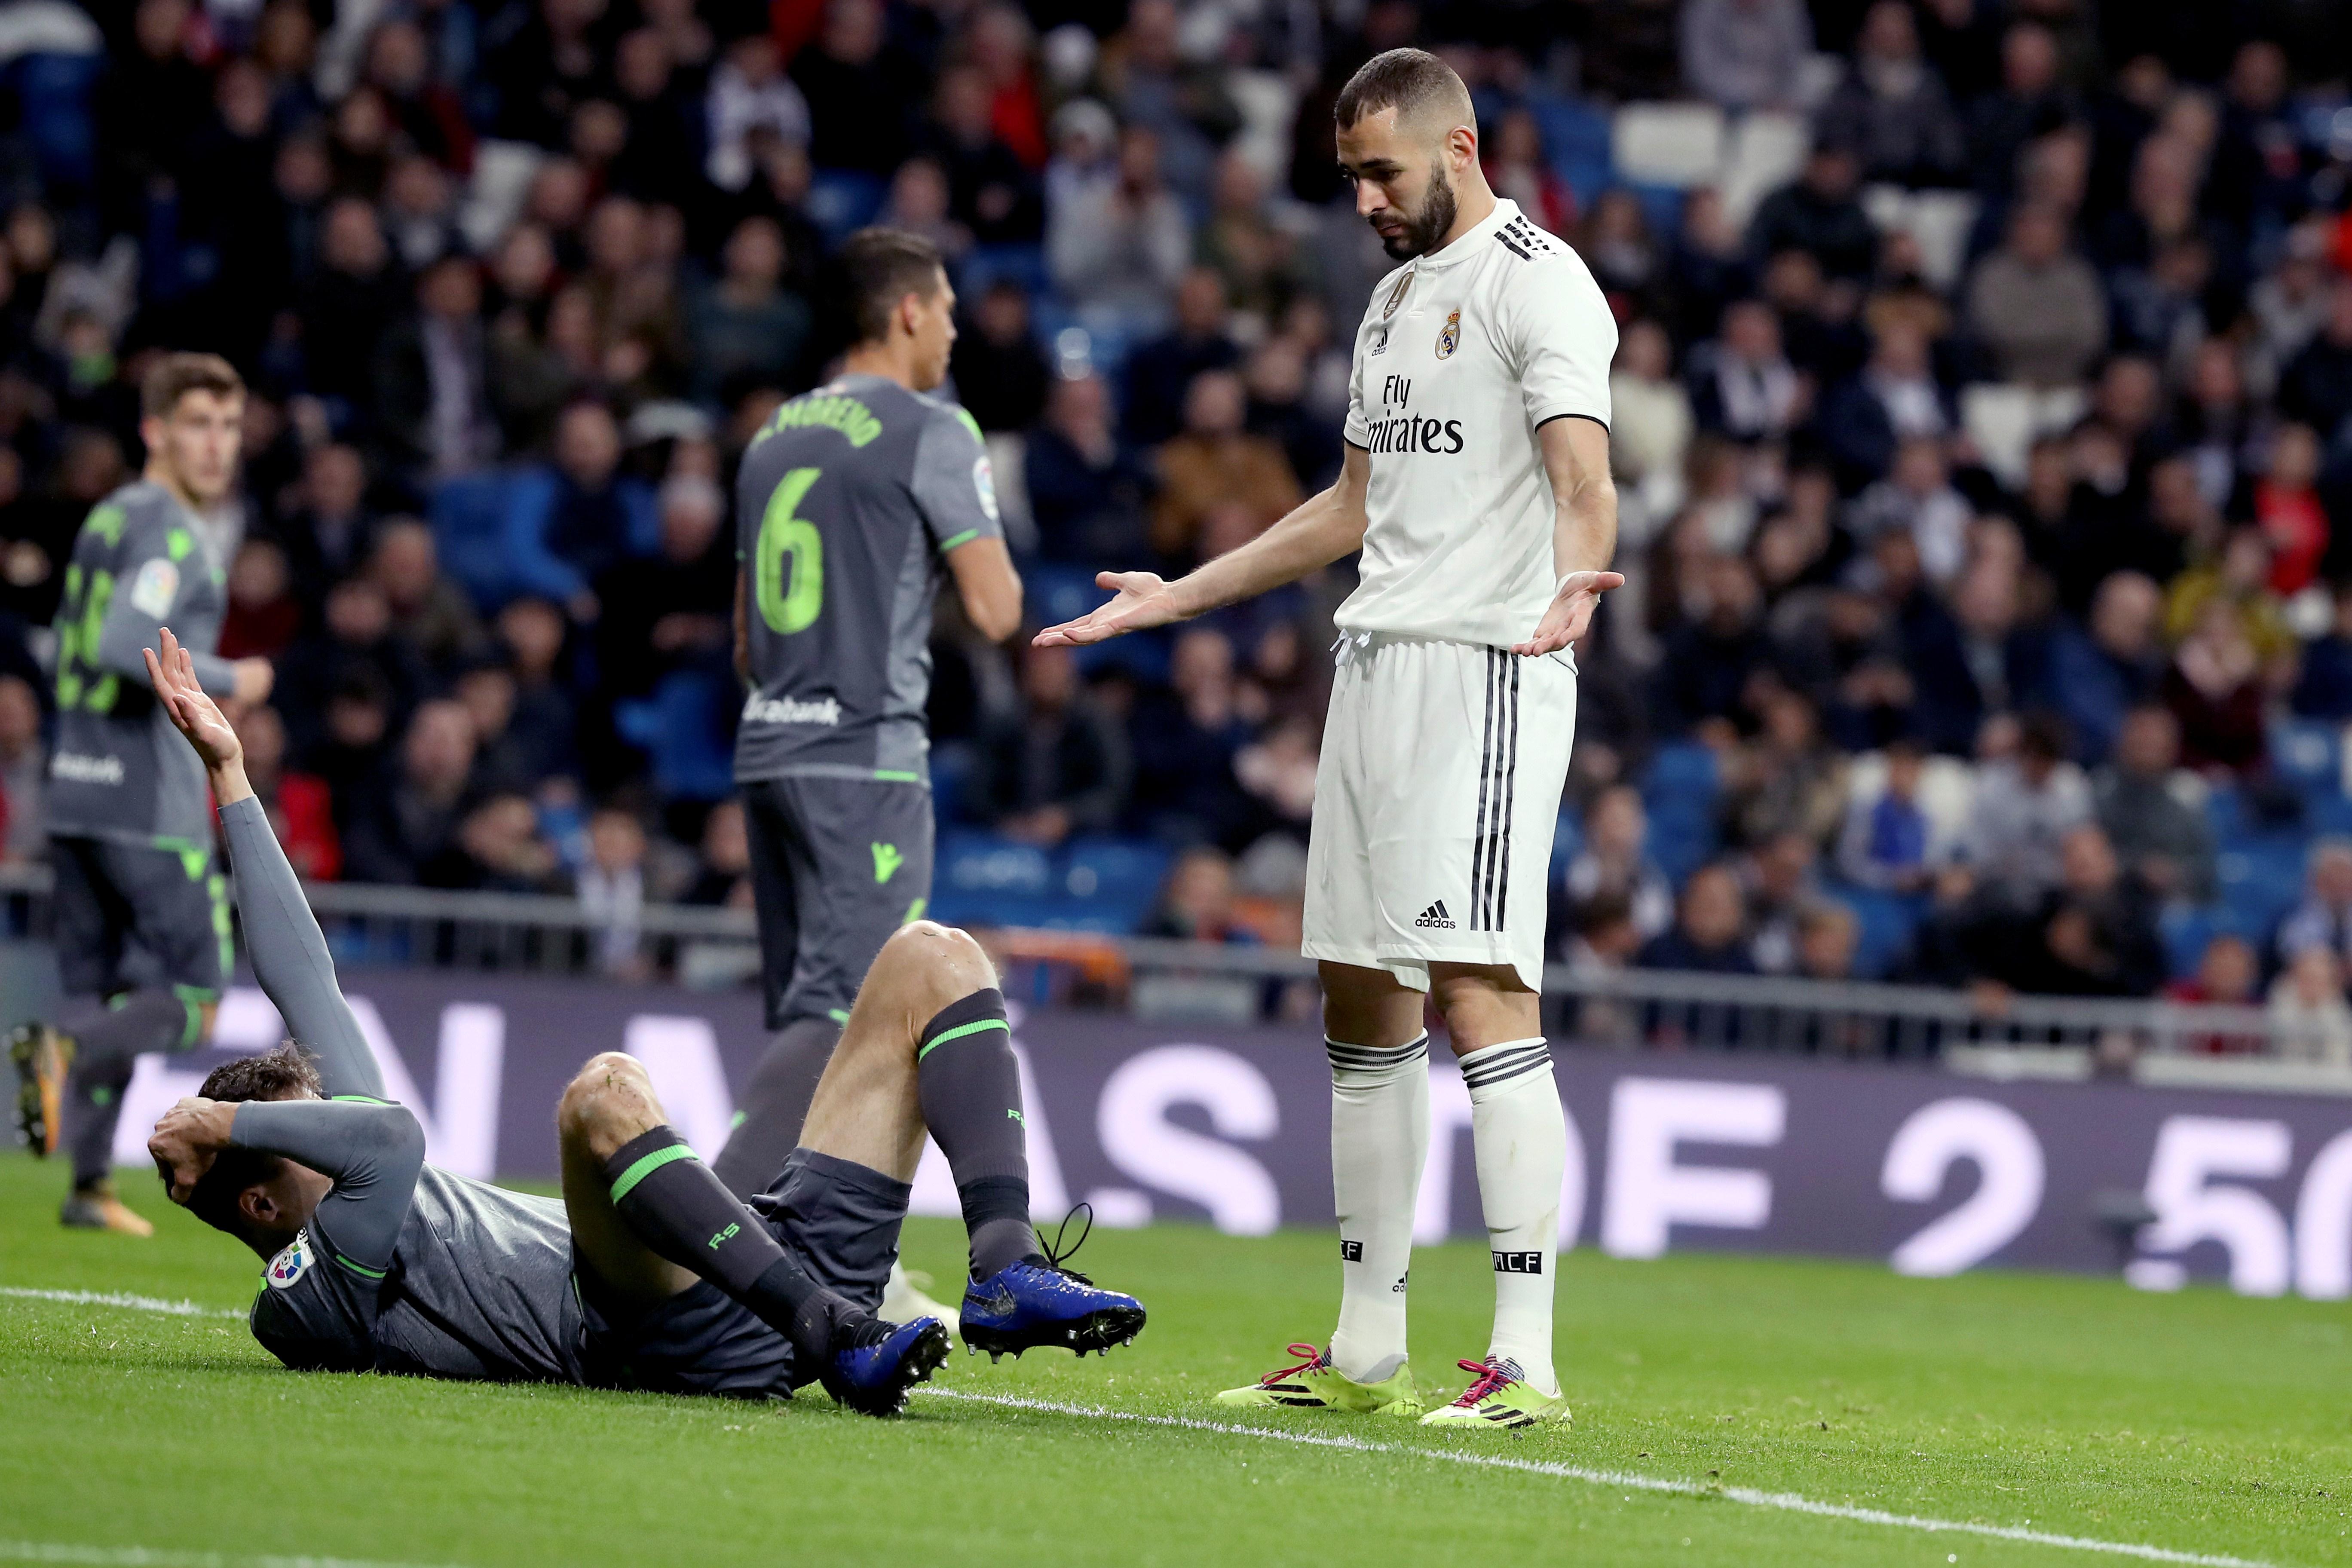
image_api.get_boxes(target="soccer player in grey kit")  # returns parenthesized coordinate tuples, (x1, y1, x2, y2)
(10, 354, 275, 1235)
(714, 228, 1022, 1328)
(139, 625, 1142, 1406)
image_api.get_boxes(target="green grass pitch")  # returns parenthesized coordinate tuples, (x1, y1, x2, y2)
(0, 1151, 2347, 1568)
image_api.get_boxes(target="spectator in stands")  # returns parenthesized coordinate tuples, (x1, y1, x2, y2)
(926, 64, 1043, 248)
(342, 698, 480, 887)
(1965, 21, 2071, 205)
(0, 672, 40, 863)
(1747, 145, 1877, 281)
(374, 254, 500, 484)
(1559, 891, 1645, 1046)
(2291, 582, 2352, 721)
(1047, 123, 1189, 328)
(2253, 423, 2329, 597)
(1722, 689, 1846, 850)
(1197, 151, 1309, 319)
(2164, 597, 2269, 776)
(1968, 712, 2092, 904)
(1815, 2, 1966, 189)
(456, 793, 568, 895)
(1679, 0, 1812, 114)
(1659, 553, 1770, 733)
(2045, 570, 2165, 767)
(1965, 204, 2109, 388)
(686, 217, 813, 406)
(2276, 839, 2352, 975)
(790, 0, 919, 176)
(974, 638, 1131, 848)
(1608, 318, 1692, 522)
(1794, 901, 1861, 983)
(2000, 824, 2166, 998)
(1821, 318, 1952, 491)
(1125, 268, 1242, 448)
(1844, 436, 1972, 587)
(2269, 947, 2352, 1067)
(453, 663, 536, 799)
(1243, 337, 1341, 495)
(1139, 845, 1260, 945)
(274, 576, 429, 762)
(684, 799, 753, 909)
(950, 280, 1050, 434)
(1744, 830, 1822, 973)
(1025, 370, 1150, 563)
(1233, 715, 1318, 842)
(235, 702, 339, 881)
(579, 804, 651, 978)
(2166, 934, 2267, 1053)
(496, 596, 582, 784)
(1150, 369, 1302, 569)
(1130, 626, 1253, 847)
(511, 400, 652, 622)
(1563, 784, 1675, 940)
(278, 442, 379, 604)
(593, 474, 733, 701)
(370, 519, 485, 680)
(2276, 275, 2352, 447)
(1837, 737, 1938, 892)
(218, 537, 303, 662)
(2093, 706, 2217, 903)
(1689, 299, 1804, 444)
(301, 196, 405, 412)
(1639, 861, 1758, 975)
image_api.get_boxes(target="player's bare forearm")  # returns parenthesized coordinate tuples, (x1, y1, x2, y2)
(1033, 449, 1369, 646)
(1511, 418, 1624, 658)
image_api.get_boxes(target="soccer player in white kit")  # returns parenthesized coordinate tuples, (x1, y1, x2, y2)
(1034, 49, 1619, 1430)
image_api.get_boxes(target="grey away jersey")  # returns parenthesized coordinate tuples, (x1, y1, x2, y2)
(47, 481, 237, 845)
(732, 373, 1002, 783)
(250, 1166, 589, 1383)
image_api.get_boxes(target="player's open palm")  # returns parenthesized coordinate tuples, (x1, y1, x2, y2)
(1032, 571, 1186, 647)
(144, 625, 242, 771)
(1512, 570, 1625, 658)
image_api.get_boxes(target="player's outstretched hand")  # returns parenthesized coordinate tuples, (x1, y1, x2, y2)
(1511, 570, 1626, 658)
(149, 1095, 235, 1205)
(1031, 571, 1186, 647)
(144, 625, 243, 772)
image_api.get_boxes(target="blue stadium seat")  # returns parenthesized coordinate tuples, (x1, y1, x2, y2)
(1823, 883, 1922, 981)
(1531, 98, 1612, 211)
(2272, 718, 2343, 799)
(430, 472, 513, 610)
(612, 670, 735, 802)
(2217, 840, 2306, 940)
(1626, 182, 1686, 241)
(2160, 903, 2244, 980)
(804, 169, 887, 245)
(962, 243, 1049, 299)
(1025, 562, 1110, 627)
(937, 830, 1051, 899)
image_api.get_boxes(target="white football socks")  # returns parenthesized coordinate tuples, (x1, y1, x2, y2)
(1325, 1032, 1429, 1384)
(1459, 1036, 1565, 1396)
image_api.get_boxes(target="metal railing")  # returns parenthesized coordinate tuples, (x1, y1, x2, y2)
(4, 862, 2346, 1090)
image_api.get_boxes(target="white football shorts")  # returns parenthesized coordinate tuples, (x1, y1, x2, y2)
(1302, 632, 1577, 992)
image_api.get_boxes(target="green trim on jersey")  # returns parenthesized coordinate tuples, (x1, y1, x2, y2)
(935, 528, 980, 553)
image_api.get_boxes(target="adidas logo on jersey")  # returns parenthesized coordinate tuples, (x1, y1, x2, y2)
(1414, 901, 1456, 929)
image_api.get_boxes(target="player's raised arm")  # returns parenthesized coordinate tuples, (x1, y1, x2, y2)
(146, 628, 383, 1100)
(1032, 444, 1372, 647)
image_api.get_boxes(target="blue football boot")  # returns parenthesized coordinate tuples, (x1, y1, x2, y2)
(960, 1206, 1148, 1362)
(821, 1314, 951, 1416)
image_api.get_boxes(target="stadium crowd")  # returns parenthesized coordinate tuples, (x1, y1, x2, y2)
(4, 0, 2352, 1035)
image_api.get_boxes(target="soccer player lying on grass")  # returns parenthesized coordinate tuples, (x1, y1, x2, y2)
(137, 627, 1144, 1413)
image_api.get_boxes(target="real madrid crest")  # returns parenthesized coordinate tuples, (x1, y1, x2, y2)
(1436, 308, 1461, 358)
(1381, 270, 1413, 320)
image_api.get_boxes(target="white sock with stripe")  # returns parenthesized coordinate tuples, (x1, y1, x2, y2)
(1326, 1032, 1429, 1384)
(1459, 1036, 1564, 1396)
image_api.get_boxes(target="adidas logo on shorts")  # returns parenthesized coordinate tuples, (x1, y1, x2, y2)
(1414, 900, 1456, 929)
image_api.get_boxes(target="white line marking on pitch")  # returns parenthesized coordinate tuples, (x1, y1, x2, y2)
(0, 1287, 242, 1319)
(0, 1546, 460, 1568)
(0, 1286, 2282, 1567)
(920, 1390, 2278, 1568)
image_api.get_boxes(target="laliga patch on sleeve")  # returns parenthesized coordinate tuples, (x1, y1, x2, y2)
(128, 556, 180, 618)
(266, 1230, 314, 1290)
(972, 454, 999, 523)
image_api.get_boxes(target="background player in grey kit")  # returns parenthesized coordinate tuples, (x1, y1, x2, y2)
(9, 354, 275, 1235)
(713, 228, 1022, 1247)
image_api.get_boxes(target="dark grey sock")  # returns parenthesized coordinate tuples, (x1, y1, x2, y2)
(712, 1016, 842, 1199)
(64, 989, 202, 1190)
(913, 988, 1038, 1278)
(603, 1125, 861, 1358)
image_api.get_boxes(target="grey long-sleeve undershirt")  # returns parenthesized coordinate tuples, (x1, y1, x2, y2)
(221, 793, 420, 1272)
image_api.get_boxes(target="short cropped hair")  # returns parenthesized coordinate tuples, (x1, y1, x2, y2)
(185, 1043, 322, 1234)
(1333, 48, 1474, 135)
(141, 352, 244, 420)
(840, 227, 946, 346)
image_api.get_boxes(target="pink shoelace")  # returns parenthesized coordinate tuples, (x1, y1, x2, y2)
(1260, 1342, 1327, 1385)
(1449, 1357, 1513, 1406)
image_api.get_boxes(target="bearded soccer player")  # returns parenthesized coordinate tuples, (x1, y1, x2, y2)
(1035, 50, 1619, 1430)
(10, 354, 275, 1234)
(136, 626, 1139, 1406)
(713, 227, 1022, 1333)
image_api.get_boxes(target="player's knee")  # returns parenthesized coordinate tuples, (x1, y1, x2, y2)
(880, 919, 994, 998)
(557, 1051, 665, 1158)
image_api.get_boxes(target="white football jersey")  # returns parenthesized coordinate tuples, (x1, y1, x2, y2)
(1337, 197, 1617, 648)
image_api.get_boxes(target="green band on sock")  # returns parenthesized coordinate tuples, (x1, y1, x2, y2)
(918, 1017, 1010, 1060)
(609, 1142, 697, 1203)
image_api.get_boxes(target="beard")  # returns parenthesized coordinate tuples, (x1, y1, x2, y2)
(1378, 166, 1458, 260)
